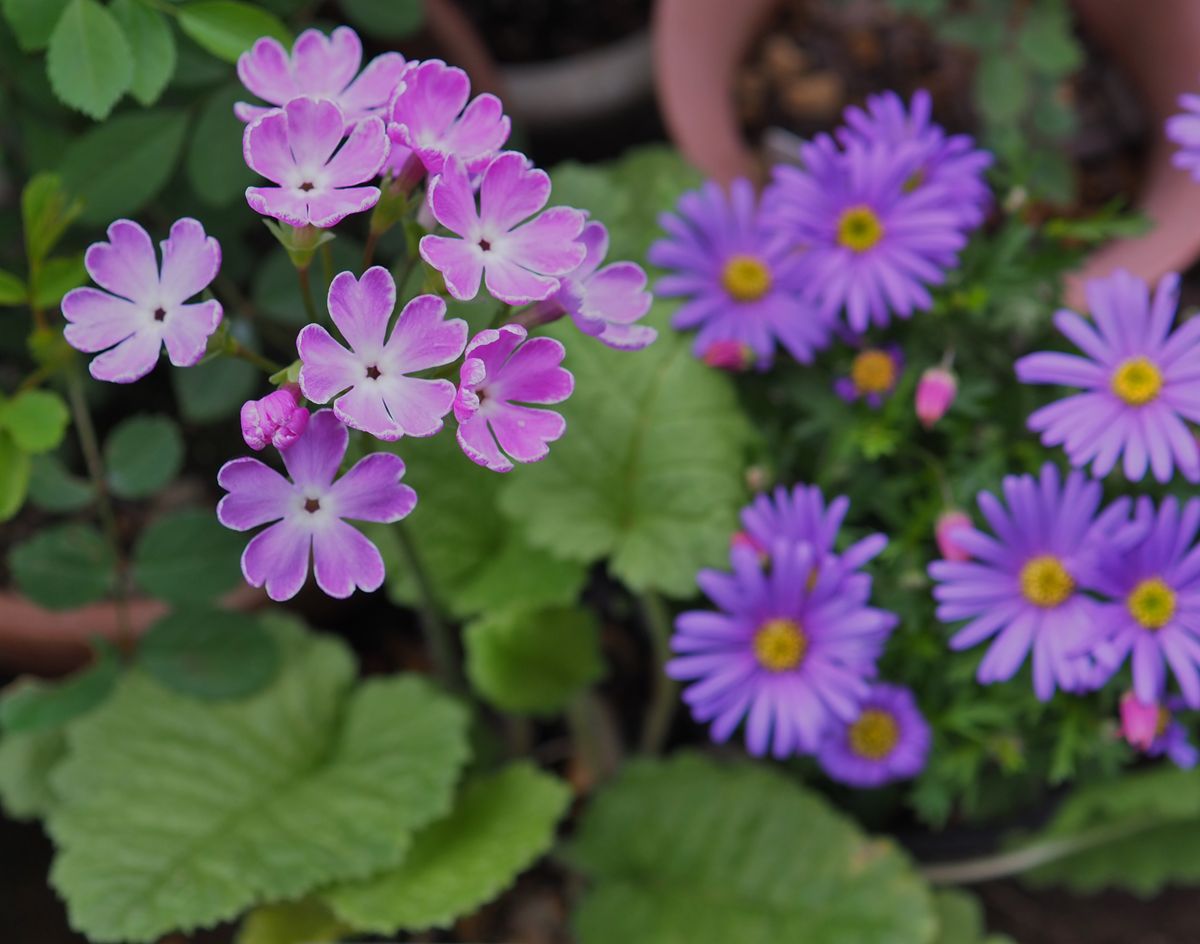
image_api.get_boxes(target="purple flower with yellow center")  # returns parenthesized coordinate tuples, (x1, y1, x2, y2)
(928, 463, 1133, 701)
(298, 268, 467, 442)
(217, 410, 416, 601)
(420, 153, 586, 305)
(740, 483, 887, 574)
(244, 97, 388, 228)
(838, 89, 993, 230)
(1015, 270, 1200, 483)
(668, 540, 898, 758)
(62, 218, 222, 384)
(767, 134, 966, 334)
(648, 178, 831, 370)
(817, 683, 931, 788)
(1091, 497, 1200, 707)
(834, 346, 903, 407)
(235, 26, 406, 127)
(1167, 88, 1200, 181)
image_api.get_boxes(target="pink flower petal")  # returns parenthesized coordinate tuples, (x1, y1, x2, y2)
(502, 207, 586, 275)
(457, 412, 512, 472)
(236, 36, 294, 106)
(246, 186, 311, 227)
(327, 267, 393, 356)
(488, 402, 566, 463)
(573, 221, 608, 281)
(482, 254, 559, 305)
(420, 235, 483, 300)
(61, 288, 140, 352)
(242, 519, 312, 602)
(323, 116, 388, 188)
(585, 262, 652, 324)
(594, 321, 658, 351)
(490, 336, 572, 403)
(381, 293, 467, 372)
(442, 93, 510, 171)
(291, 26, 361, 97)
(479, 152, 549, 231)
(217, 456, 295, 530)
(162, 300, 222, 367)
(333, 382, 402, 440)
(463, 324, 525, 374)
(378, 375, 457, 437)
(283, 96, 345, 169)
(88, 329, 161, 384)
(158, 218, 221, 306)
(306, 188, 380, 228)
(85, 220, 158, 302)
(242, 110, 294, 184)
(281, 409, 348, 490)
(326, 452, 416, 522)
(426, 155, 478, 236)
(312, 518, 384, 597)
(298, 323, 364, 403)
(339, 52, 407, 123)
(233, 102, 273, 124)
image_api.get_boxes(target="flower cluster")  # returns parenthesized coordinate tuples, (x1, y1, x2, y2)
(59, 25, 657, 602)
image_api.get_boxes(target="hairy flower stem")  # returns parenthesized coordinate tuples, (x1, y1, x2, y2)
(395, 523, 462, 690)
(227, 339, 282, 375)
(296, 266, 319, 323)
(638, 591, 678, 754)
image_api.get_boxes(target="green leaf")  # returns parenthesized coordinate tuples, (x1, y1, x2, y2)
(32, 253, 87, 308)
(0, 644, 122, 733)
(28, 453, 93, 512)
(9, 523, 116, 609)
(188, 83, 257, 206)
(0, 388, 70, 453)
(975, 55, 1030, 126)
(327, 763, 570, 932)
(60, 109, 189, 224)
(337, 0, 423, 39)
(177, 0, 290, 63)
(133, 508, 245, 604)
(2, 0, 71, 52)
(137, 608, 280, 700)
(110, 0, 176, 106)
(568, 755, 937, 944)
(237, 900, 351, 944)
(46, 0, 133, 119)
(0, 431, 32, 522)
(48, 617, 471, 943)
(0, 727, 67, 820)
(465, 607, 603, 715)
(932, 890, 1012, 944)
(172, 347, 260, 422)
(0, 268, 26, 305)
(1016, 1, 1083, 76)
(22, 172, 83, 266)
(103, 413, 183, 499)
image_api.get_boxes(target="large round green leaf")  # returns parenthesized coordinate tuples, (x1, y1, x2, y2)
(133, 508, 245, 605)
(45, 0, 132, 119)
(8, 523, 116, 609)
(103, 414, 183, 499)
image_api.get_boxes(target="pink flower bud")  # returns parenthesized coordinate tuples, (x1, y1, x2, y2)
(1120, 691, 1164, 751)
(241, 385, 309, 452)
(703, 340, 753, 371)
(915, 366, 957, 428)
(935, 510, 973, 562)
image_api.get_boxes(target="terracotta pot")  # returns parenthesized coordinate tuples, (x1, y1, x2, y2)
(651, 0, 1200, 303)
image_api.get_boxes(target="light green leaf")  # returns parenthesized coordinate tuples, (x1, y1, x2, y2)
(60, 109, 189, 224)
(178, 0, 290, 63)
(237, 899, 351, 944)
(465, 607, 603, 715)
(932, 890, 1013, 944)
(337, 0, 423, 39)
(2, 0, 71, 52)
(0, 644, 122, 734)
(28, 453, 93, 512)
(46, 0, 133, 119)
(326, 763, 570, 932)
(32, 253, 87, 308)
(103, 414, 184, 499)
(568, 754, 937, 944)
(1017, 1, 1083, 76)
(0, 727, 67, 820)
(48, 617, 471, 943)
(0, 431, 32, 522)
(136, 608, 280, 700)
(22, 172, 83, 266)
(188, 83, 257, 206)
(111, 0, 176, 106)
(0, 268, 26, 305)
(133, 508, 245, 604)
(975, 55, 1030, 126)
(9, 523, 116, 609)
(1, 388, 70, 453)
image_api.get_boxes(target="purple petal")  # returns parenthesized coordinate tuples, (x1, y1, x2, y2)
(242, 519, 312, 602)
(482, 255, 559, 305)
(326, 452, 416, 522)
(162, 300, 222, 367)
(158, 218, 221, 306)
(382, 293, 468, 372)
(283, 96, 345, 168)
(322, 116, 388, 187)
(479, 151, 549, 231)
(420, 235, 483, 300)
(502, 207, 587, 276)
(85, 220, 158, 303)
(312, 518, 385, 597)
(327, 267, 393, 356)
(306, 188, 380, 228)
(425, 155, 478, 236)
(339, 52, 407, 122)
(88, 329, 161, 384)
(217, 456, 295, 530)
(236, 36, 294, 109)
(61, 288, 139, 353)
(298, 323, 363, 403)
(291, 26, 361, 97)
(281, 409, 348, 490)
(488, 403, 565, 463)
(242, 110, 294, 184)
(246, 186, 311, 227)
(457, 413, 511, 472)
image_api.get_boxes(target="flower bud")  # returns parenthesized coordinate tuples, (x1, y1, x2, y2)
(935, 510, 972, 562)
(702, 340, 754, 371)
(1119, 691, 1163, 751)
(241, 385, 309, 452)
(916, 366, 957, 428)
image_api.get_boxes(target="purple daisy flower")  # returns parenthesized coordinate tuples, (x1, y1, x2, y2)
(929, 463, 1134, 701)
(766, 134, 966, 333)
(244, 97, 389, 228)
(1015, 270, 1200, 484)
(298, 268, 467, 442)
(834, 345, 904, 408)
(1167, 88, 1200, 181)
(532, 221, 657, 351)
(235, 27, 406, 127)
(739, 483, 887, 573)
(817, 683, 931, 787)
(837, 89, 993, 230)
(421, 153, 586, 305)
(668, 540, 899, 758)
(1091, 497, 1200, 707)
(386, 58, 510, 177)
(453, 324, 573, 473)
(62, 218, 221, 384)
(648, 178, 831, 370)
(241, 385, 309, 452)
(217, 410, 416, 601)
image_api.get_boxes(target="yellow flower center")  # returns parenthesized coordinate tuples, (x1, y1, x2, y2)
(836, 205, 885, 252)
(721, 255, 772, 302)
(1111, 357, 1163, 406)
(848, 709, 900, 760)
(1128, 577, 1176, 630)
(851, 349, 896, 394)
(753, 618, 808, 672)
(1019, 555, 1074, 608)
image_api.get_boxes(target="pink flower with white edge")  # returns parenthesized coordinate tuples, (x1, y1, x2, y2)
(420, 152, 586, 305)
(218, 410, 416, 601)
(298, 267, 467, 441)
(916, 365, 957, 428)
(244, 97, 388, 228)
(235, 26, 406, 127)
(241, 385, 309, 451)
(386, 58, 510, 176)
(454, 324, 573, 472)
(934, 509, 972, 562)
(62, 218, 221, 384)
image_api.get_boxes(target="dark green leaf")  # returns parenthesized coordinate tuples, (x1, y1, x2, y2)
(0, 269, 26, 305)
(28, 453, 93, 512)
(22, 172, 83, 266)
(975, 55, 1030, 126)
(137, 608, 281, 700)
(32, 254, 87, 309)
(1, 644, 122, 733)
(338, 0, 423, 39)
(9, 523, 116, 609)
(111, 0, 176, 106)
(177, 0, 290, 63)
(188, 83, 257, 206)
(133, 508, 245, 604)
(0, 431, 32, 522)
(1017, 2, 1083, 76)
(1, 0, 70, 52)
(1, 388, 70, 453)
(171, 351, 260, 422)
(46, 0, 133, 119)
(103, 413, 183, 499)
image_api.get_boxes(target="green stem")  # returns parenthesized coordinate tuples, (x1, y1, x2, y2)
(362, 230, 379, 271)
(638, 591, 678, 754)
(394, 523, 461, 690)
(568, 690, 623, 784)
(228, 339, 283, 375)
(297, 266, 318, 323)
